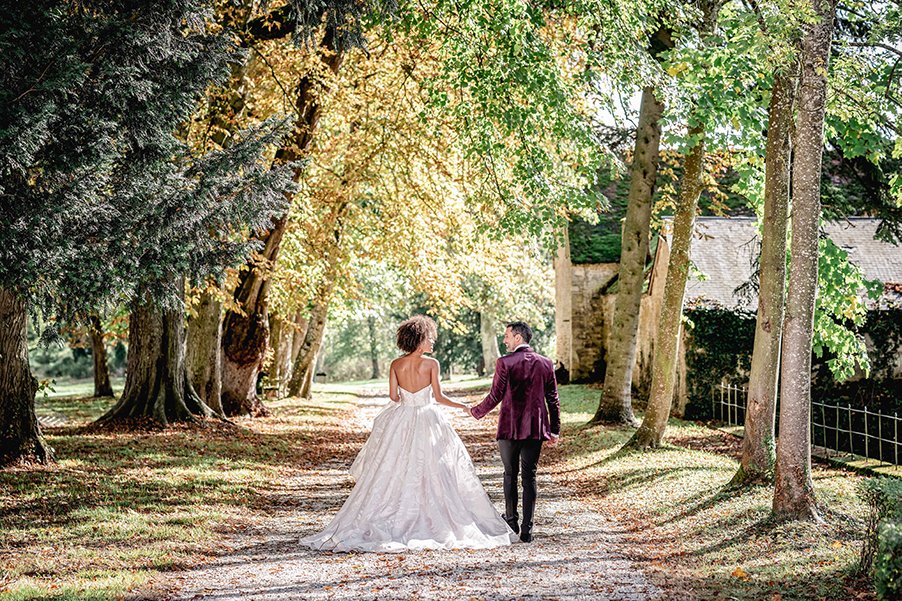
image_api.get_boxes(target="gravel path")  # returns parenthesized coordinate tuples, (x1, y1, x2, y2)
(164, 394, 663, 601)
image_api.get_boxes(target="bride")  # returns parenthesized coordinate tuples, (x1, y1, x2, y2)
(300, 315, 518, 552)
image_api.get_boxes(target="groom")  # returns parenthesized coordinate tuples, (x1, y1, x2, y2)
(468, 322, 560, 543)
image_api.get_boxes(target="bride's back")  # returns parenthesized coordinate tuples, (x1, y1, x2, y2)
(392, 354, 433, 392)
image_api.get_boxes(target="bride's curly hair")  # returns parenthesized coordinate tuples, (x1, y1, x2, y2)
(396, 315, 438, 353)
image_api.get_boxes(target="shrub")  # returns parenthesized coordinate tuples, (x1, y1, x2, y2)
(859, 477, 902, 575)
(876, 519, 902, 600)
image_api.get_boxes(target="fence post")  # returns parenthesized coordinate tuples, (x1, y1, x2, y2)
(896, 413, 899, 467)
(711, 385, 715, 421)
(879, 409, 884, 466)
(820, 403, 827, 457)
(835, 403, 840, 457)
(720, 384, 724, 422)
(849, 404, 853, 457)
(732, 386, 737, 426)
(864, 406, 870, 463)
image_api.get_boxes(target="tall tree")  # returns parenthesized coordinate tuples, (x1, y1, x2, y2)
(590, 20, 675, 426)
(591, 85, 665, 426)
(773, 0, 838, 521)
(0, 0, 281, 460)
(731, 64, 797, 486)
(219, 7, 357, 416)
(625, 0, 725, 450)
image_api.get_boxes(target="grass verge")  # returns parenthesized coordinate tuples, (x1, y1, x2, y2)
(1, 387, 361, 600)
(550, 385, 873, 601)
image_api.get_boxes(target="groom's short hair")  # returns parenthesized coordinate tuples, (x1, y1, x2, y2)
(506, 321, 532, 344)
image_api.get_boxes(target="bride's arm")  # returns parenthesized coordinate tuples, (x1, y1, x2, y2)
(429, 359, 469, 412)
(388, 361, 400, 402)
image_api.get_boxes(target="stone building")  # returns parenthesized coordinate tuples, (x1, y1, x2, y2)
(555, 216, 902, 412)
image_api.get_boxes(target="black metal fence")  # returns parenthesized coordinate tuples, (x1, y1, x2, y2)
(713, 383, 902, 467)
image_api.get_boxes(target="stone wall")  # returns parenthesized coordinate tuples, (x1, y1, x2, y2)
(555, 236, 685, 408)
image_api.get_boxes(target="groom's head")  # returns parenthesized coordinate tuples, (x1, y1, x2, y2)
(503, 322, 532, 353)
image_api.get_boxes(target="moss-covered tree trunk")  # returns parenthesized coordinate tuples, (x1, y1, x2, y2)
(591, 85, 664, 426)
(0, 287, 52, 466)
(625, 121, 707, 449)
(220, 37, 344, 416)
(89, 314, 115, 398)
(624, 0, 722, 450)
(732, 68, 796, 486)
(186, 288, 223, 414)
(99, 280, 218, 426)
(773, 0, 837, 522)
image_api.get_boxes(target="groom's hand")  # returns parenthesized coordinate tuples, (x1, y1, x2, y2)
(547, 435, 560, 447)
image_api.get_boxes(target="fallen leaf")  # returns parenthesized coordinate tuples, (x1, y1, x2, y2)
(731, 567, 750, 581)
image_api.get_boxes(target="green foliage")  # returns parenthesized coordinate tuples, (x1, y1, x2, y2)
(392, 0, 611, 242)
(569, 225, 623, 264)
(0, 0, 293, 324)
(858, 477, 902, 580)
(683, 304, 756, 420)
(876, 519, 902, 600)
(813, 237, 883, 381)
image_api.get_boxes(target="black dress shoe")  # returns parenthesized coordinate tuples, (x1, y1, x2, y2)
(520, 523, 533, 543)
(503, 515, 519, 534)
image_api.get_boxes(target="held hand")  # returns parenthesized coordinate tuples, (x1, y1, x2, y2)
(547, 435, 560, 447)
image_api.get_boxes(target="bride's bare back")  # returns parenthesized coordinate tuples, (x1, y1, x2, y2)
(388, 316, 468, 412)
(391, 353, 434, 394)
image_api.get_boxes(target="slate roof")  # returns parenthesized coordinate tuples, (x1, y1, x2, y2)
(657, 216, 902, 311)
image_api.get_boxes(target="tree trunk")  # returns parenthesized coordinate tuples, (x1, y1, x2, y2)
(0, 287, 52, 467)
(731, 68, 796, 487)
(219, 35, 344, 416)
(89, 314, 115, 398)
(186, 288, 223, 414)
(773, 0, 836, 522)
(288, 292, 331, 398)
(367, 315, 379, 380)
(624, 0, 722, 450)
(288, 310, 305, 362)
(267, 312, 286, 396)
(281, 309, 307, 397)
(625, 121, 707, 449)
(480, 312, 501, 377)
(591, 86, 664, 426)
(99, 280, 218, 426)
(299, 363, 315, 400)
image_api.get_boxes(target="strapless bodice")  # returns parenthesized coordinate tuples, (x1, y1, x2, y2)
(397, 385, 435, 407)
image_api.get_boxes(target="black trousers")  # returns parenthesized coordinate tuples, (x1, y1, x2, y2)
(498, 439, 543, 528)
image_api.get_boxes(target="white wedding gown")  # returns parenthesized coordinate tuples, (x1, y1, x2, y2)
(300, 385, 517, 552)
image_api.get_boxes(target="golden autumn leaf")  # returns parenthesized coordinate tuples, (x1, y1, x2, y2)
(731, 566, 750, 580)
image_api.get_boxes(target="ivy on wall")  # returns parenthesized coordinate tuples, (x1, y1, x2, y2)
(684, 303, 902, 419)
(682, 303, 756, 420)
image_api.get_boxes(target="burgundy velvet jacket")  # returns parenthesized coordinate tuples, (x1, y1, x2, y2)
(470, 346, 560, 441)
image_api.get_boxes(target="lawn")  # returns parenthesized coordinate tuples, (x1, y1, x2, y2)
(551, 385, 874, 601)
(1, 387, 362, 601)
